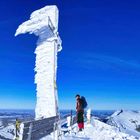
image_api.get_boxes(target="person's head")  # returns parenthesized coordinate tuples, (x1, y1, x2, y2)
(75, 94, 80, 100)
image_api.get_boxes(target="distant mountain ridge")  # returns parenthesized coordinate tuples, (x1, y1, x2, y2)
(106, 110, 140, 138)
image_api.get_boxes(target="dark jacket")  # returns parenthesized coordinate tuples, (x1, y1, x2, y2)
(76, 98, 83, 112)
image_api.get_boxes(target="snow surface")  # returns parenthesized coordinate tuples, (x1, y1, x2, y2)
(15, 5, 62, 119)
(107, 110, 140, 138)
(0, 111, 140, 140)
(0, 123, 15, 140)
(41, 117, 140, 140)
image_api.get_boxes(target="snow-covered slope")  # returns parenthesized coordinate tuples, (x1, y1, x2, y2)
(0, 117, 140, 140)
(0, 121, 15, 140)
(42, 118, 139, 140)
(106, 110, 140, 138)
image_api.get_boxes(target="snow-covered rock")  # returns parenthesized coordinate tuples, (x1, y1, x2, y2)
(106, 110, 140, 138)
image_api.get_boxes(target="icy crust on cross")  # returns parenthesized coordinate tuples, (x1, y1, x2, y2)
(15, 5, 62, 50)
(15, 6, 57, 35)
(15, 5, 62, 119)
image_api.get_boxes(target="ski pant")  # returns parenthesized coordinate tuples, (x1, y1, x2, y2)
(77, 111, 84, 129)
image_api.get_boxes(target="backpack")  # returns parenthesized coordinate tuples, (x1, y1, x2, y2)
(81, 96, 88, 109)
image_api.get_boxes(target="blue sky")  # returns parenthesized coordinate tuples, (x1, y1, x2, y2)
(0, 0, 140, 110)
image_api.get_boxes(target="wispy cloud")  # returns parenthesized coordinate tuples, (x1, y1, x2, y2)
(74, 52, 140, 71)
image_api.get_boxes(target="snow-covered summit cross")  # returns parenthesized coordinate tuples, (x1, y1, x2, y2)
(15, 5, 62, 119)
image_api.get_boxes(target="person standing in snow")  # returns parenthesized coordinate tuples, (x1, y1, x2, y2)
(75, 94, 84, 131)
(15, 118, 20, 139)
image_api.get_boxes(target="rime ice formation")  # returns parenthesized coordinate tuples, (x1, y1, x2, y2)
(15, 5, 62, 119)
(87, 109, 91, 123)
